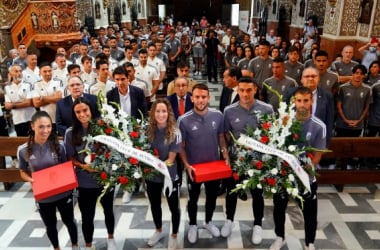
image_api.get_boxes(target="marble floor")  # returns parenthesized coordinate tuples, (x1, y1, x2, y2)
(1, 72, 380, 250)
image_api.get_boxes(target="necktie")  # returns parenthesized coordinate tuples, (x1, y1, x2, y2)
(179, 97, 185, 115)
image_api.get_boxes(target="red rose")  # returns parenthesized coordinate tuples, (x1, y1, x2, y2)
(232, 172, 239, 181)
(255, 161, 263, 170)
(260, 136, 269, 144)
(118, 176, 128, 185)
(100, 171, 108, 180)
(307, 152, 314, 160)
(293, 133, 299, 141)
(153, 148, 159, 157)
(267, 177, 276, 186)
(262, 122, 271, 130)
(143, 167, 150, 174)
(91, 153, 96, 161)
(239, 156, 244, 161)
(97, 119, 105, 126)
(281, 169, 287, 176)
(282, 161, 289, 167)
(105, 152, 111, 159)
(105, 127, 113, 134)
(129, 157, 139, 165)
(130, 131, 139, 138)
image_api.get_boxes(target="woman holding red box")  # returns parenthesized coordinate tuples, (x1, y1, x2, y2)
(64, 97, 116, 250)
(146, 98, 182, 250)
(18, 111, 79, 250)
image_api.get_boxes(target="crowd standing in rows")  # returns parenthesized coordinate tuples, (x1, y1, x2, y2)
(0, 15, 378, 250)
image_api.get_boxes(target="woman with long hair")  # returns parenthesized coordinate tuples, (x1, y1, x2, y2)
(237, 45, 253, 70)
(18, 111, 78, 250)
(64, 97, 116, 250)
(364, 60, 380, 86)
(224, 43, 237, 69)
(145, 98, 181, 250)
(231, 45, 244, 67)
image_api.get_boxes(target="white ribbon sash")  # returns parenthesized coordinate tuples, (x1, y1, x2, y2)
(237, 134, 311, 192)
(93, 135, 173, 195)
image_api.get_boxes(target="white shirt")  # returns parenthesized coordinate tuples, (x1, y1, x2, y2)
(119, 87, 131, 115)
(5, 82, 35, 125)
(130, 79, 149, 97)
(89, 79, 116, 96)
(32, 79, 63, 122)
(134, 64, 159, 102)
(22, 67, 40, 85)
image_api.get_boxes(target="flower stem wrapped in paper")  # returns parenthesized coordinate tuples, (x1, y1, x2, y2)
(231, 85, 327, 206)
(81, 92, 173, 195)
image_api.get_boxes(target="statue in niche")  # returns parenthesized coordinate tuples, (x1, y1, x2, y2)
(31, 12, 38, 29)
(359, 0, 373, 24)
(130, 0, 138, 23)
(272, 0, 277, 15)
(95, 1, 101, 19)
(122, 2, 126, 15)
(299, 0, 305, 17)
(52, 11, 59, 29)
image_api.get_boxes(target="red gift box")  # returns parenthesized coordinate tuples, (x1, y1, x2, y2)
(192, 160, 232, 183)
(32, 161, 78, 201)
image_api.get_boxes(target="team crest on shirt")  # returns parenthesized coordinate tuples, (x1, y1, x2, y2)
(346, 92, 351, 96)
(30, 154, 36, 160)
(281, 85, 286, 91)
(360, 92, 364, 98)
(297, 69, 301, 73)
(306, 132, 312, 141)
(212, 121, 217, 129)
(268, 64, 272, 68)
(326, 80, 330, 86)
(192, 124, 198, 131)
(234, 118, 240, 123)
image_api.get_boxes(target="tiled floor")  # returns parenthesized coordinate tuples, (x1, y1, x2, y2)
(0, 182, 380, 250)
(1, 72, 380, 249)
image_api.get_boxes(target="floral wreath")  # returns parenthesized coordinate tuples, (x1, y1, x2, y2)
(81, 92, 156, 192)
(231, 85, 322, 204)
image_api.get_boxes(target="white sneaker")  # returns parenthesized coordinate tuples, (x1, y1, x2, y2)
(252, 225, 262, 244)
(269, 236, 286, 250)
(122, 191, 132, 203)
(203, 221, 220, 237)
(305, 243, 316, 250)
(187, 225, 198, 244)
(221, 219, 233, 237)
(147, 231, 165, 246)
(107, 238, 116, 250)
(168, 236, 178, 250)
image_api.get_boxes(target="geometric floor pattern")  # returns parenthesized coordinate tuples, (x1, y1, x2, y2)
(0, 182, 380, 250)
(1, 72, 380, 249)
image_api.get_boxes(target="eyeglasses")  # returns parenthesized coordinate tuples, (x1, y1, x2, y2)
(69, 83, 82, 87)
(303, 75, 318, 79)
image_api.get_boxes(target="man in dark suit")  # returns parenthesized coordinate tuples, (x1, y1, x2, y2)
(286, 67, 334, 146)
(56, 75, 99, 136)
(106, 66, 148, 120)
(167, 77, 194, 190)
(167, 77, 194, 120)
(219, 67, 242, 112)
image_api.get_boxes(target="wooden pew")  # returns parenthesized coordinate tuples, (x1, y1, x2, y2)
(0, 137, 28, 190)
(319, 137, 380, 190)
(1, 136, 380, 191)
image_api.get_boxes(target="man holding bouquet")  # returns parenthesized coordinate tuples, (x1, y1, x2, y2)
(223, 77, 274, 243)
(270, 86, 326, 250)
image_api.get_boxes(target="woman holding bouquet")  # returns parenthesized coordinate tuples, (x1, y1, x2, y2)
(18, 111, 79, 250)
(146, 98, 182, 250)
(64, 98, 116, 250)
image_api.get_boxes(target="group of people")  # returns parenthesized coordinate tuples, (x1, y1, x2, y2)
(0, 15, 378, 250)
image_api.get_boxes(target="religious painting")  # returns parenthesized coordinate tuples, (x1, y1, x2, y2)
(359, 0, 373, 24)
